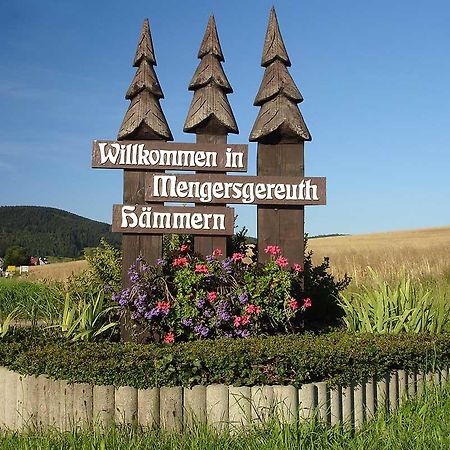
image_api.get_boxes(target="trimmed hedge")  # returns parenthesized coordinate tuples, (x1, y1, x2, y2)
(1, 329, 450, 389)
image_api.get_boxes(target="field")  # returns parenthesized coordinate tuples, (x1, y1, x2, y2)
(23, 226, 450, 284)
(308, 226, 450, 284)
(26, 259, 87, 282)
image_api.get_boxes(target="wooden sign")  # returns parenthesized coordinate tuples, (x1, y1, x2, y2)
(112, 204, 235, 235)
(145, 173, 326, 205)
(92, 140, 248, 172)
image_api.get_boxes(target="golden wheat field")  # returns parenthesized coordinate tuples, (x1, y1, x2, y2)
(27, 259, 88, 282)
(308, 226, 450, 284)
(25, 226, 450, 284)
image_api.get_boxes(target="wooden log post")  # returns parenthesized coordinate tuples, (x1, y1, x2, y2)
(250, 7, 311, 267)
(184, 15, 238, 258)
(117, 19, 173, 341)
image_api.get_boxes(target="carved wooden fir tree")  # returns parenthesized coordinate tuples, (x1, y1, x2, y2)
(184, 15, 238, 257)
(118, 19, 172, 341)
(251, 7, 311, 267)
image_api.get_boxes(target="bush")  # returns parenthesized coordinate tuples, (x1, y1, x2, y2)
(114, 244, 317, 343)
(1, 328, 449, 388)
(67, 238, 122, 297)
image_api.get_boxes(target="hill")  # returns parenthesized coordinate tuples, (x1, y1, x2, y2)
(0, 206, 121, 258)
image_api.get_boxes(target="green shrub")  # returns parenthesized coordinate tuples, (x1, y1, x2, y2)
(1, 329, 449, 389)
(339, 268, 450, 333)
(67, 238, 122, 297)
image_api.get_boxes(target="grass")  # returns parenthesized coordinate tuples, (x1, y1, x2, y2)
(0, 278, 64, 322)
(0, 382, 450, 449)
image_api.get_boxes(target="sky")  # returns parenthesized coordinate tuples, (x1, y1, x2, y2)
(1, 0, 449, 237)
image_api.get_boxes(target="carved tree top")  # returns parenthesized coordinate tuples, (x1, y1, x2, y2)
(198, 16, 224, 62)
(261, 8, 291, 68)
(250, 8, 311, 143)
(133, 19, 156, 67)
(184, 15, 238, 135)
(118, 19, 172, 141)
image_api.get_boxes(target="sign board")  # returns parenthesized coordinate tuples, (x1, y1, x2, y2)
(6, 266, 16, 272)
(145, 173, 326, 205)
(112, 205, 235, 235)
(92, 140, 248, 172)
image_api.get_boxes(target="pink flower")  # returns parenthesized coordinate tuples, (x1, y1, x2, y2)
(163, 332, 174, 344)
(288, 298, 299, 310)
(195, 264, 209, 274)
(232, 252, 244, 261)
(264, 245, 281, 255)
(157, 301, 171, 312)
(213, 248, 223, 257)
(208, 292, 218, 302)
(276, 256, 289, 268)
(303, 298, 312, 308)
(180, 244, 189, 252)
(246, 304, 261, 315)
(241, 315, 250, 326)
(233, 316, 241, 328)
(293, 263, 303, 272)
(172, 257, 188, 267)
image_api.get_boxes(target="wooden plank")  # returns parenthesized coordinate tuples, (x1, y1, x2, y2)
(113, 204, 235, 235)
(145, 172, 326, 206)
(92, 140, 248, 172)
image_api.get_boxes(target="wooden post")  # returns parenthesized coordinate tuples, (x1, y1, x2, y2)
(117, 19, 173, 341)
(184, 16, 238, 257)
(250, 8, 311, 266)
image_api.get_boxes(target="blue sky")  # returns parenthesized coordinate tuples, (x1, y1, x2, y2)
(1, 0, 449, 237)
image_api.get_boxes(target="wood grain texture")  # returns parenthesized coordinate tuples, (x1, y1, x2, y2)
(133, 19, 156, 66)
(184, 15, 238, 134)
(118, 19, 172, 141)
(261, 8, 290, 68)
(250, 8, 311, 143)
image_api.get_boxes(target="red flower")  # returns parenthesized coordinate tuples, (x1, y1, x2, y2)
(213, 248, 223, 257)
(288, 298, 299, 310)
(195, 264, 209, 274)
(241, 315, 250, 326)
(233, 316, 241, 328)
(172, 257, 188, 267)
(163, 332, 174, 344)
(232, 252, 244, 261)
(293, 263, 303, 272)
(208, 291, 218, 302)
(180, 244, 189, 252)
(275, 256, 289, 268)
(303, 298, 312, 308)
(246, 304, 261, 315)
(264, 245, 281, 255)
(156, 301, 171, 312)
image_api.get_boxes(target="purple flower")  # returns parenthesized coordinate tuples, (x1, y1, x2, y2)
(156, 258, 167, 266)
(204, 309, 213, 318)
(224, 332, 233, 338)
(144, 308, 159, 320)
(238, 292, 249, 304)
(118, 298, 128, 307)
(196, 298, 206, 309)
(181, 318, 193, 327)
(206, 255, 215, 263)
(194, 324, 209, 337)
(218, 311, 231, 321)
(241, 329, 251, 338)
